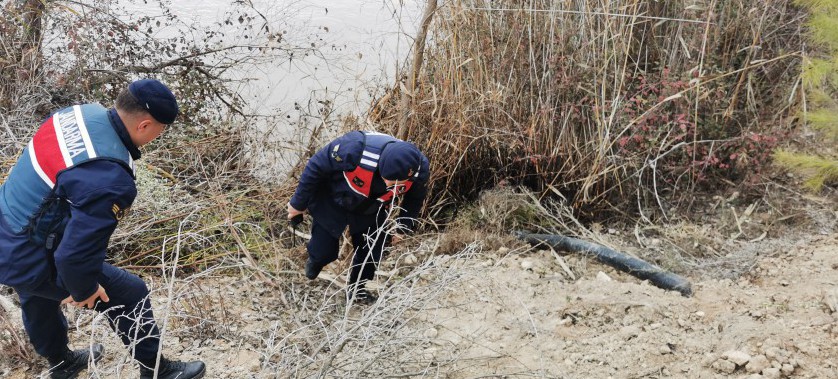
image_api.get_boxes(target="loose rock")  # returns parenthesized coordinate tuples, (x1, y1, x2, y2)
(762, 367, 781, 379)
(781, 364, 795, 376)
(746, 355, 770, 373)
(723, 350, 752, 366)
(596, 272, 612, 282)
(424, 328, 439, 338)
(712, 359, 737, 374)
(521, 260, 534, 270)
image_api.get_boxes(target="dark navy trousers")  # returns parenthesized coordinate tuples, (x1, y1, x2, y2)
(307, 212, 390, 288)
(14, 263, 160, 364)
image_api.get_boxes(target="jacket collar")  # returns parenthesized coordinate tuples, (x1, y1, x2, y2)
(108, 108, 142, 160)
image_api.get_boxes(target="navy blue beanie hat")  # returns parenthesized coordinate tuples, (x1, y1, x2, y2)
(128, 79, 179, 124)
(379, 141, 422, 181)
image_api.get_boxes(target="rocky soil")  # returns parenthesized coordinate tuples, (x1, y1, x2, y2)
(416, 232, 838, 379)
(1, 209, 836, 378)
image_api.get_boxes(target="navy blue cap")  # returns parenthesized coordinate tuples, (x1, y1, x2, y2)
(128, 79, 179, 124)
(379, 141, 422, 181)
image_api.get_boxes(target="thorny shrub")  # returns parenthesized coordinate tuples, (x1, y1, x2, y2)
(0, 0, 311, 269)
(4, 0, 311, 127)
(617, 70, 783, 187)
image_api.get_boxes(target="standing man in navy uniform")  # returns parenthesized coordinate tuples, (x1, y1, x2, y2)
(0, 79, 205, 379)
(287, 131, 430, 303)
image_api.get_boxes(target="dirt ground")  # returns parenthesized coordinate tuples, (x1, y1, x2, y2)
(1, 203, 837, 378)
(415, 232, 838, 379)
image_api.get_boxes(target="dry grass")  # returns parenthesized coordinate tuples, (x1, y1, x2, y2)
(0, 291, 34, 369)
(2, 222, 486, 377)
(371, 0, 806, 221)
(0, 0, 831, 375)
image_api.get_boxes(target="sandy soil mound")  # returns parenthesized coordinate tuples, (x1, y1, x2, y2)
(416, 233, 837, 378)
(1, 232, 836, 378)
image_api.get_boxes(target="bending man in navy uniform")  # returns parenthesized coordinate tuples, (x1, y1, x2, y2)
(287, 131, 430, 303)
(0, 79, 205, 379)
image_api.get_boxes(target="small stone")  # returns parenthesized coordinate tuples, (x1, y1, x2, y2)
(712, 359, 737, 374)
(763, 347, 785, 361)
(596, 271, 612, 282)
(424, 328, 438, 338)
(762, 367, 781, 379)
(746, 355, 770, 373)
(781, 364, 794, 375)
(521, 260, 534, 270)
(723, 350, 752, 366)
(403, 254, 418, 265)
(695, 311, 705, 318)
(659, 345, 672, 355)
(497, 247, 510, 255)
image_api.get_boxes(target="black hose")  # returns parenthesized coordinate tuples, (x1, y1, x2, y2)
(516, 232, 693, 297)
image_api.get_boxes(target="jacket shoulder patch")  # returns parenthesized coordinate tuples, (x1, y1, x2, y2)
(112, 203, 130, 220)
(331, 144, 343, 162)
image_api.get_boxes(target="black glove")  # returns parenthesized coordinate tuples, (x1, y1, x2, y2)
(290, 214, 304, 228)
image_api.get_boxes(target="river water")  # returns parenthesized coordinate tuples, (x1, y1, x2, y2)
(127, 0, 422, 118)
(108, 0, 423, 176)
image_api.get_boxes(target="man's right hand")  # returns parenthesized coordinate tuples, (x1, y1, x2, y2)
(62, 284, 109, 309)
(287, 202, 304, 220)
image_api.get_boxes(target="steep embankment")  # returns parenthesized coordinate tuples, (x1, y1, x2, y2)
(1, 231, 836, 378)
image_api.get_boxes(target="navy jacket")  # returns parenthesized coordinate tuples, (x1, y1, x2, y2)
(289, 131, 430, 238)
(0, 108, 138, 301)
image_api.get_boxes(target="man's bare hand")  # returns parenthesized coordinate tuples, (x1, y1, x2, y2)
(61, 285, 109, 309)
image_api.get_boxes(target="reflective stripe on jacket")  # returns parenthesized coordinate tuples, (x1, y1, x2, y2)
(0, 104, 134, 240)
(289, 131, 430, 238)
(342, 132, 417, 203)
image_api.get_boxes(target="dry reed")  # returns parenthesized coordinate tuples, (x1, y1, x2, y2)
(372, 0, 806, 221)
